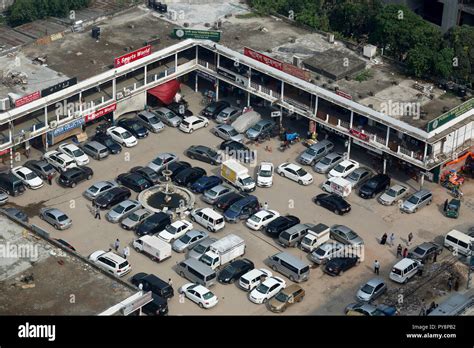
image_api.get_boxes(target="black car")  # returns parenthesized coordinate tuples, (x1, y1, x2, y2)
(167, 101, 193, 117)
(24, 160, 56, 180)
(136, 212, 172, 236)
(173, 167, 206, 187)
(116, 173, 152, 192)
(218, 258, 254, 284)
(130, 166, 160, 185)
(185, 145, 221, 165)
(265, 215, 301, 238)
(141, 293, 168, 316)
(94, 187, 131, 209)
(57, 166, 94, 188)
(130, 272, 174, 299)
(201, 100, 231, 119)
(324, 257, 359, 276)
(0, 173, 26, 196)
(219, 140, 254, 163)
(92, 133, 122, 154)
(313, 193, 351, 215)
(358, 174, 391, 199)
(214, 192, 245, 211)
(117, 118, 149, 139)
(167, 161, 192, 180)
(4, 207, 29, 223)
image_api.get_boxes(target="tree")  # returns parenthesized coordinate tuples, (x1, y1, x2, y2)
(443, 25, 474, 86)
(432, 47, 454, 79)
(406, 46, 432, 77)
(8, 0, 38, 26)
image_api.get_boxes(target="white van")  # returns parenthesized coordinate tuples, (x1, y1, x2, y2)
(190, 207, 225, 232)
(389, 258, 422, 284)
(132, 235, 172, 262)
(444, 229, 474, 257)
(321, 177, 352, 197)
(238, 268, 273, 291)
(299, 223, 331, 252)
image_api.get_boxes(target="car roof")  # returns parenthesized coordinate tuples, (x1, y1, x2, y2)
(390, 184, 407, 191)
(102, 251, 127, 263)
(86, 141, 107, 149)
(263, 276, 282, 286)
(183, 116, 201, 122)
(281, 284, 303, 295)
(351, 167, 369, 174)
(260, 162, 273, 169)
(365, 278, 385, 287)
(217, 124, 233, 130)
(92, 180, 114, 188)
(282, 162, 300, 171)
(186, 229, 206, 237)
(194, 237, 217, 247)
(45, 208, 66, 217)
(332, 224, 352, 233)
(221, 107, 237, 113)
(196, 208, 222, 219)
(412, 189, 431, 196)
(393, 258, 418, 268)
(324, 152, 343, 159)
(115, 199, 138, 208)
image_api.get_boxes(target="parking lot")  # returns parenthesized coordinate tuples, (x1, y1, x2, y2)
(6, 84, 474, 315)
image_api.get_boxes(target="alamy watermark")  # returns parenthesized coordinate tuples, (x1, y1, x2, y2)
(0, 242, 39, 260)
(380, 100, 420, 119)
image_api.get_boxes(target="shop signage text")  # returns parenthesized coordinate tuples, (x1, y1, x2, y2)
(15, 91, 41, 108)
(41, 78, 77, 98)
(85, 103, 117, 123)
(114, 45, 152, 68)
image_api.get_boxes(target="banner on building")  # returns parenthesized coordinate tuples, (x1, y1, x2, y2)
(85, 103, 117, 123)
(114, 45, 152, 68)
(15, 91, 41, 108)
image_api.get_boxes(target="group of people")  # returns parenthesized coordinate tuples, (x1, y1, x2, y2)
(109, 238, 130, 259)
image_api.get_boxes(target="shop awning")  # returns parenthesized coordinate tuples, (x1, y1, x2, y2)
(147, 79, 180, 105)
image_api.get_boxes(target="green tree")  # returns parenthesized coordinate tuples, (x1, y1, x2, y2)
(8, 0, 38, 26)
(432, 47, 454, 79)
(443, 25, 474, 86)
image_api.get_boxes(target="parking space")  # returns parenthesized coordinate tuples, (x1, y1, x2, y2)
(5, 83, 473, 315)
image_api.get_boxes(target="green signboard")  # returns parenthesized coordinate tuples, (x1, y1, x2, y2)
(173, 28, 221, 42)
(426, 98, 474, 132)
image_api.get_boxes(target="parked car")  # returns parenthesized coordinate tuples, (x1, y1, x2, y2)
(218, 258, 254, 284)
(179, 115, 209, 133)
(141, 294, 169, 316)
(246, 209, 280, 231)
(324, 256, 359, 276)
(267, 284, 305, 313)
(313, 193, 351, 215)
(308, 241, 345, 265)
(330, 225, 364, 246)
(116, 172, 152, 192)
(89, 250, 131, 277)
(130, 166, 160, 185)
(0, 192, 8, 205)
(147, 153, 179, 173)
(276, 162, 313, 185)
(167, 101, 192, 117)
(24, 160, 56, 180)
(136, 110, 165, 133)
(178, 283, 218, 309)
(136, 212, 172, 237)
(408, 242, 442, 262)
(155, 107, 182, 127)
(189, 208, 225, 232)
(4, 207, 28, 223)
(121, 208, 152, 230)
(345, 302, 397, 316)
(201, 184, 233, 205)
(187, 237, 218, 260)
(0, 173, 25, 196)
(190, 175, 222, 194)
(216, 107, 242, 124)
(246, 119, 276, 140)
(57, 166, 93, 188)
(298, 140, 334, 166)
(172, 229, 208, 253)
(265, 215, 300, 238)
(117, 118, 149, 139)
(345, 167, 373, 188)
(105, 199, 141, 223)
(11, 166, 44, 189)
(106, 126, 138, 147)
(58, 143, 90, 166)
(358, 174, 391, 199)
(80, 141, 110, 161)
(328, 159, 360, 178)
(43, 150, 76, 172)
(400, 189, 433, 213)
(214, 192, 245, 211)
(249, 276, 286, 304)
(356, 278, 387, 302)
(219, 140, 253, 163)
(201, 100, 230, 119)
(186, 145, 221, 165)
(39, 208, 72, 230)
(212, 124, 244, 142)
(256, 162, 274, 187)
(130, 272, 174, 299)
(223, 195, 259, 222)
(157, 219, 193, 243)
(91, 133, 122, 154)
(83, 180, 118, 200)
(94, 187, 131, 209)
(174, 167, 206, 187)
(378, 184, 409, 206)
(167, 161, 192, 180)
(313, 152, 344, 174)
(239, 268, 272, 291)
(278, 223, 315, 248)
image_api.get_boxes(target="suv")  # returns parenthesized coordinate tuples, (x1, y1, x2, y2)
(136, 111, 165, 133)
(89, 250, 131, 277)
(116, 173, 152, 192)
(0, 173, 26, 196)
(223, 195, 259, 222)
(345, 167, 372, 188)
(265, 215, 301, 238)
(218, 258, 254, 284)
(298, 140, 334, 166)
(267, 284, 305, 313)
(358, 174, 391, 199)
(81, 141, 110, 160)
(94, 187, 131, 209)
(24, 160, 56, 180)
(136, 212, 172, 236)
(57, 167, 93, 188)
(245, 119, 276, 140)
(400, 189, 432, 213)
(130, 273, 174, 299)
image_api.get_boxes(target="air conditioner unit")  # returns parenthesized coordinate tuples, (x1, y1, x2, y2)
(116, 91, 124, 100)
(49, 121, 58, 129)
(293, 55, 304, 68)
(0, 97, 10, 111)
(124, 88, 131, 96)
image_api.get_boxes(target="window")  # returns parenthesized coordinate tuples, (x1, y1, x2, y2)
(280, 260, 298, 274)
(458, 241, 468, 249)
(446, 235, 458, 244)
(188, 267, 205, 281)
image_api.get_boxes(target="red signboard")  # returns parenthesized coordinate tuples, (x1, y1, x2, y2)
(114, 45, 152, 68)
(244, 47, 311, 82)
(350, 128, 370, 141)
(85, 103, 117, 123)
(336, 90, 353, 100)
(15, 91, 41, 108)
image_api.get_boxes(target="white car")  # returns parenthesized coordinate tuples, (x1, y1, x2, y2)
(11, 166, 44, 189)
(106, 126, 138, 147)
(249, 276, 286, 304)
(179, 115, 209, 133)
(276, 162, 313, 185)
(179, 283, 219, 309)
(157, 219, 193, 243)
(256, 162, 274, 187)
(328, 159, 360, 178)
(58, 143, 90, 166)
(245, 209, 280, 231)
(89, 250, 131, 277)
(43, 150, 77, 172)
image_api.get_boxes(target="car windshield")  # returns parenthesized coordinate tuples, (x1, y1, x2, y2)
(250, 124, 262, 132)
(275, 292, 288, 302)
(296, 168, 307, 177)
(137, 178, 148, 185)
(113, 205, 126, 214)
(366, 180, 378, 188)
(206, 104, 217, 112)
(207, 189, 218, 197)
(249, 215, 261, 223)
(305, 148, 317, 156)
(89, 185, 99, 193)
(202, 291, 214, 300)
(256, 283, 269, 294)
(360, 284, 374, 294)
(227, 128, 238, 136)
(407, 195, 420, 204)
(347, 231, 359, 240)
(224, 265, 236, 274)
(57, 214, 68, 222)
(207, 149, 218, 157)
(165, 112, 175, 119)
(347, 171, 360, 180)
(122, 131, 133, 139)
(179, 234, 191, 244)
(386, 188, 397, 197)
(319, 157, 332, 165)
(73, 149, 84, 157)
(193, 244, 206, 254)
(129, 213, 140, 222)
(104, 138, 115, 146)
(153, 158, 164, 165)
(241, 177, 254, 185)
(413, 247, 424, 255)
(25, 172, 36, 180)
(228, 203, 241, 214)
(315, 247, 326, 256)
(333, 164, 345, 173)
(181, 121, 190, 127)
(165, 225, 177, 235)
(259, 169, 272, 177)
(148, 116, 159, 124)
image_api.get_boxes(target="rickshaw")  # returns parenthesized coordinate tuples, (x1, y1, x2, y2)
(445, 198, 461, 219)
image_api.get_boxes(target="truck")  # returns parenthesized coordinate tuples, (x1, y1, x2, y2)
(299, 223, 331, 252)
(321, 176, 352, 197)
(199, 234, 246, 270)
(220, 159, 256, 192)
(133, 235, 172, 262)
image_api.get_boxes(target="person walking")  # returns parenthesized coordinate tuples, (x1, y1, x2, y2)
(47, 173, 53, 186)
(123, 246, 130, 259)
(433, 251, 437, 263)
(263, 202, 269, 210)
(397, 244, 403, 258)
(403, 247, 408, 258)
(94, 204, 101, 220)
(114, 238, 120, 252)
(388, 233, 395, 246)
(168, 278, 173, 286)
(447, 276, 453, 291)
(373, 260, 380, 275)
(443, 198, 448, 212)
(407, 232, 414, 246)
(380, 233, 387, 245)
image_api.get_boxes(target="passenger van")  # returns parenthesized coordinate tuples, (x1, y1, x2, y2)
(190, 207, 225, 232)
(238, 268, 272, 291)
(267, 252, 310, 283)
(389, 258, 422, 284)
(223, 195, 259, 222)
(175, 258, 217, 287)
(278, 223, 315, 248)
(444, 229, 474, 257)
(400, 189, 432, 213)
(81, 141, 110, 160)
(0, 173, 26, 196)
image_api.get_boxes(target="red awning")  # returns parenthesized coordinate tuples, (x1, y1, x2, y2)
(147, 79, 181, 105)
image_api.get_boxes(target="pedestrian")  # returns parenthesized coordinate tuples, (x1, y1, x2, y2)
(114, 238, 120, 252)
(443, 198, 448, 212)
(123, 246, 130, 259)
(447, 276, 453, 291)
(168, 278, 173, 286)
(419, 299, 427, 316)
(94, 204, 101, 220)
(397, 244, 402, 258)
(47, 173, 53, 186)
(373, 260, 380, 275)
(380, 233, 387, 245)
(418, 262, 424, 276)
(403, 247, 408, 258)
(454, 278, 459, 291)
(433, 251, 437, 263)
(263, 202, 269, 210)
(408, 232, 414, 246)
(388, 233, 395, 246)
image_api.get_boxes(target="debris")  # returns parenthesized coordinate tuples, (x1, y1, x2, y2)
(21, 284, 35, 289)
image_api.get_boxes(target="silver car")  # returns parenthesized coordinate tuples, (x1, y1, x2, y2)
(345, 167, 372, 188)
(147, 153, 178, 173)
(172, 229, 208, 253)
(120, 208, 152, 230)
(83, 180, 118, 200)
(0, 192, 8, 205)
(106, 199, 141, 223)
(187, 237, 218, 260)
(245, 119, 275, 140)
(308, 241, 345, 265)
(215, 107, 242, 124)
(356, 278, 387, 302)
(330, 224, 364, 246)
(39, 208, 72, 230)
(314, 152, 344, 174)
(155, 107, 182, 127)
(378, 184, 409, 206)
(298, 140, 334, 166)
(400, 189, 433, 213)
(137, 110, 165, 133)
(201, 184, 234, 204)
(212, 124, 244, 142)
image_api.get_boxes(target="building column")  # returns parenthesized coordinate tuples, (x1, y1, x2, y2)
(385, 126, 390, 147)
(247, 92, 251, 107)
(44, 106, 49, 127)
(281, 81, 285, 101)
(383, 158, 387, 174)
(175, 53, 178, 72)
(314, 95, 319, 118)
(441, 1, 459, 33)
(215, 79, 219, 101)
(144, 65, 148, 85)
(112, 78, 117, 100)
(347, 137, 352, 158)
(195, 45, 198, 63)
(423, 142, 428, 162)
(349, 110, 354, 129)
(195, 73, 199, 92)
(248, 67, 252, 88)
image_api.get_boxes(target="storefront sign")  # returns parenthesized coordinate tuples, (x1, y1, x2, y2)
(350, 128, 370, 141)
(85, 103, 117, 123)
(336, 90, 353, 100)
(50, 118, 84, 138)
(114, 45, 152, 68)
(15, 91, 41, 108)
(196, 71, 217, 82)
(217, 67, 248, 86)
(173, 29, 221, 42)
(41, 78, 77, 98)
(426, 99, 474, 132)
(271, 111, 282, 118)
